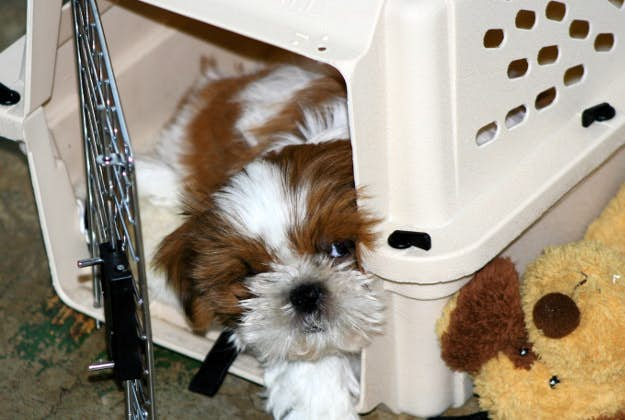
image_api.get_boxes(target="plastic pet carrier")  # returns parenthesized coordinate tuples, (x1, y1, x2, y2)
(0, 0, 624, 417)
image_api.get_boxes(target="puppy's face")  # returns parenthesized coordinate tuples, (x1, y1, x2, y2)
(156, 140, 384, 362)
(238, 256, 384, 363)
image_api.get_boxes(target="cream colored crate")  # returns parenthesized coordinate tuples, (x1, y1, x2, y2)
(1, 0, 624, 417)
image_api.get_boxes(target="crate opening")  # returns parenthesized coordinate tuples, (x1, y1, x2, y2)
(45, 0, 369, 390)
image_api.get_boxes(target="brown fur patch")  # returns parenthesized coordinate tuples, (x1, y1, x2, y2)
(179, 69, 345, 200)
(250, 75, 346, 142)
(155, 204, 274, 333)
(440, 257, 536, 374)
(266, 140, 378, 262)
(180, 69, 272, 199)
(595, 412, 625, 420)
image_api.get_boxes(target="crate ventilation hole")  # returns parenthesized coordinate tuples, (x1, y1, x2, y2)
(475, 1, 618, 146)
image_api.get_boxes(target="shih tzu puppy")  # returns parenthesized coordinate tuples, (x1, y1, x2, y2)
(137, 62, 385, 419)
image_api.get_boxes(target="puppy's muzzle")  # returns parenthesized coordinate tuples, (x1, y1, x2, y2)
(289, 282, 325, 314)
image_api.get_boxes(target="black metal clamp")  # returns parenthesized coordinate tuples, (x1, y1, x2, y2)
(79, 242, 144, 383)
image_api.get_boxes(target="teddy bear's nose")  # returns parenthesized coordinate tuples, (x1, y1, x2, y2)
(533, 292, 580, 338)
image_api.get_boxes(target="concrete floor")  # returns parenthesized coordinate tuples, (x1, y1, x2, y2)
(0, 1, 479, 418)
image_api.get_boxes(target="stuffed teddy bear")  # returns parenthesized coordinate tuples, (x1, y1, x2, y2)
(436, 184, 625, 420)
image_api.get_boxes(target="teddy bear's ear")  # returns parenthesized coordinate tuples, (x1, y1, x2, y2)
(585, 183, 625, 254)
(437, 257, 533, 375)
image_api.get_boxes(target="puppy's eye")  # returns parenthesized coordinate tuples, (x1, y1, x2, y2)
(242, 260, 260, 275)
(328, 240, 355, 258)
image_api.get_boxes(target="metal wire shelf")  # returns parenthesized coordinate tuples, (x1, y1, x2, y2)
(71, 0, 156, 417)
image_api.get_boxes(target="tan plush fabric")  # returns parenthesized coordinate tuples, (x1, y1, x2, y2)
(586, 183, 625, 254)
(522, 241, 625, 383)
(476, 355, 625, 420)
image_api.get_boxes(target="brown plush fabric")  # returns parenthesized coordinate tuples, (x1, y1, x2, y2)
(440, 257, 536, 374)
(532, 292, 580, 338)
(594, 411, 625, 420)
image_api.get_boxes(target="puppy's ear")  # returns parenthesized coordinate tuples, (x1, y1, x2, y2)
(153, 215, 213, 332)
(154, 209, 269, 333)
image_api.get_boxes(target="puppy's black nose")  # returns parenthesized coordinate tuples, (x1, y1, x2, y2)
(289, 282, 324, 314)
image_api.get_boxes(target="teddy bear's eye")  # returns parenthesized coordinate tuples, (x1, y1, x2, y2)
(549, 375, 560, 389)
(519, 347, 530, 357)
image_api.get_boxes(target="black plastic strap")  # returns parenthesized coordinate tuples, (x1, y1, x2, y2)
(189, 330, 240, 397)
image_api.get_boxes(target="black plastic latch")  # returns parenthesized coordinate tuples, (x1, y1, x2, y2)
(581, 102, 615, 127)
(0, 82, 20, 105)
(189, 329, 240, 397)
(388, 230, 432, 251)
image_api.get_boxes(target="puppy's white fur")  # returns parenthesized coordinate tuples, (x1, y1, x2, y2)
(264, 355, 360, 420)
(213, 159, 308, 254)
